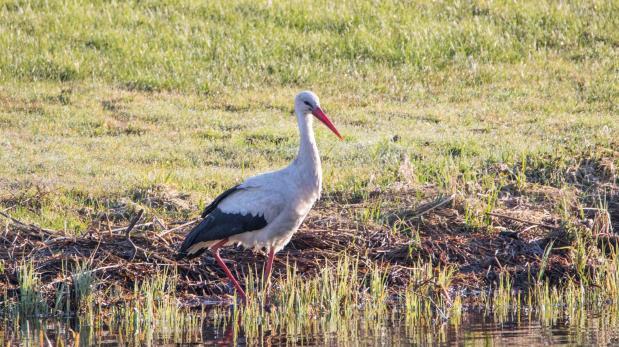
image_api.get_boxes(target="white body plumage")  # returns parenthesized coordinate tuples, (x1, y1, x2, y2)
(184, 91, 332, 256)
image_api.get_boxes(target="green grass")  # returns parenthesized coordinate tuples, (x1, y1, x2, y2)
(0, 0, 617, 230)
(1, 1, 617, 95)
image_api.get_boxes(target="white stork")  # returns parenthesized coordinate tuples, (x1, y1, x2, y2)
(176, 91, 342, 301)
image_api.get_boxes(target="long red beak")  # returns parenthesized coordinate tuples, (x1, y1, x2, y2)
(311, 107, 343, 140)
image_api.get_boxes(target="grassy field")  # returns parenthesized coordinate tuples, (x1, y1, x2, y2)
(0, 0, 618, 337)
(1, 0, 617, 231)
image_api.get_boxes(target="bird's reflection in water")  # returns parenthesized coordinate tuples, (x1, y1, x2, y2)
(201, 307, 244, 346)
(200, 306, 303, 346)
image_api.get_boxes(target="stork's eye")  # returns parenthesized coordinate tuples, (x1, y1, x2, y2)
(303, 101, 312, 108)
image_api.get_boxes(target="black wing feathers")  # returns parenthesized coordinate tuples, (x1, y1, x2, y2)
(176, 209, 267, 260)
(176, 184, 268, 260)
(201, 185, 243, 218)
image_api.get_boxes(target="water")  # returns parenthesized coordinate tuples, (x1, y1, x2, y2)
(5, 307, 619, 346)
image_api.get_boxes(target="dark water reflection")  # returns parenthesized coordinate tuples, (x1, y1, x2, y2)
(5, 307, 619, 346)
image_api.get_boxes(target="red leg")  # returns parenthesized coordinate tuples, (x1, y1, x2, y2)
(263, 247, 275, 285)
(263, 248, 276, 309)
(210, 239, 246, 302)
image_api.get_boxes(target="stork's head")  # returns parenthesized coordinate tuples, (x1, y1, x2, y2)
(295, 91, 343, 140)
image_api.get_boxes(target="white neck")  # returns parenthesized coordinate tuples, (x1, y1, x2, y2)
(292, 110, 322, 187)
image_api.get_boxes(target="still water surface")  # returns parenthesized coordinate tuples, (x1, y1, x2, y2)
(6, 307, 619, 346)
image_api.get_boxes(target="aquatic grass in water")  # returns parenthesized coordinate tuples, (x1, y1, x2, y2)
(236, 255, 407, 343)
(481, 243, 619, 328)
(17, 260, 47, 319)
(1, 265, 200, 345)
(71, 260, 95, 320)
(491, 271, 517, 322)
(7, 251, 619, 345)
(364, 261, 389, 321)
(108, 267, 194, 335)
(403, 261, 457, 324)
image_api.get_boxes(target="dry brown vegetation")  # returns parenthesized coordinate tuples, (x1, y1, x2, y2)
(1, 149, 616, 307)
